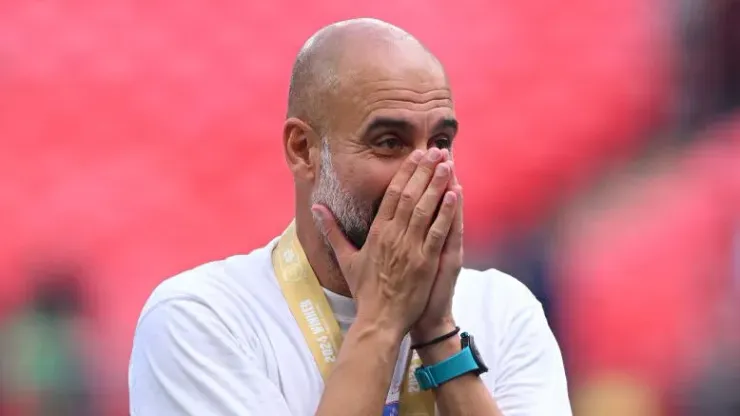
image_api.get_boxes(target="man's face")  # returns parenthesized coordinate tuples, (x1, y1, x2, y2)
(311, 52, 457, 249)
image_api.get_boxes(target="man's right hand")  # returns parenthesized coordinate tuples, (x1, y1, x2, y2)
(312, 147, 457, 339)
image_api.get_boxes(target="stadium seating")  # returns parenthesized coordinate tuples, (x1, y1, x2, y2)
(555, 118, 740, 407)
(0, 0, 670, 398)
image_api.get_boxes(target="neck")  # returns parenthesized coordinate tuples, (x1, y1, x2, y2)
(295, 206, 352, 297)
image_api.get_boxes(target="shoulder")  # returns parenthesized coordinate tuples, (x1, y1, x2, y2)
(452, 267, 551, 360)
(133, 238, 281, 341)
(454, 267, 542, 321)
(128, 239, 300, 416)
(454, 268, 571, 414)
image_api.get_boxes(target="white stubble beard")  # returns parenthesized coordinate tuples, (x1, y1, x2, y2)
(310, 140, 376, 253)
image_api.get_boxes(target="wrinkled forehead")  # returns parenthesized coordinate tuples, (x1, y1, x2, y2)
(330, 46, 453, 136)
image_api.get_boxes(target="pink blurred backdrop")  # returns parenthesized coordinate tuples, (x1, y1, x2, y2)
(1, 1, 738, 415)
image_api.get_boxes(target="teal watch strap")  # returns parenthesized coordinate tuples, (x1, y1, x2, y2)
(414, 346, 479, 390)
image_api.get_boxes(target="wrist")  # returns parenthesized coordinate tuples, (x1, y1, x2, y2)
(411, 317, 461, 366)
(416, 333, 462, 366)
(410, 316, 457, 345)
(351, 313, 406, 347)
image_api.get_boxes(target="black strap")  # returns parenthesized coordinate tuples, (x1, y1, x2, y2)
(411, 326, 461, 350)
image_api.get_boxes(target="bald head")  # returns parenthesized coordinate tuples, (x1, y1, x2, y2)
(283, 19, 456, 266)
(286, 18, 444, 137)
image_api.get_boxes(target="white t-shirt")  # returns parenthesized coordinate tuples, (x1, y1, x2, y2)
(128, 238, 572, 415)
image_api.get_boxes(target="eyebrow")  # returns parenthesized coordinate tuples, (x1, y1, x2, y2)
(362, 116, 459, 137)
(434, 117, 459, 135)
(362, 117, 414, 137)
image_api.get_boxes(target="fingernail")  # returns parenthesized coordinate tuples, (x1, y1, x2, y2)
(427, 148, 441, 161)
(435, 163, 449, 176)
(410, 150, 424, 162)
(444, 192, 456, 204)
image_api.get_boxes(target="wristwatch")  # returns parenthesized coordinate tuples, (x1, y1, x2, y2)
(414, 332, 488, 391)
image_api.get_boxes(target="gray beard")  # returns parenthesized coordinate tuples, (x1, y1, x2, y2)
(310, 141, 380, 250)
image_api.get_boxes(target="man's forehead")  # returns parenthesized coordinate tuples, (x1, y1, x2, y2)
(337, 39, 444, 80)
(335, 47, 449, 104)
(329, 77, 453, 136)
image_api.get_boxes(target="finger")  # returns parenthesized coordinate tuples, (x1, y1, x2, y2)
(443, 162, 464, 253)
(406, 161, 452, 239)
(448, 159, 458, 187)
(423, 191, 458, 256)
(443, 185, 463, 252)
(394, 148, 445, 226)
(375, 149, 425, 222)
(311, 204, 357, 267)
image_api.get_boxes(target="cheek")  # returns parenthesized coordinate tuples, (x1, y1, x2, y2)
(343, 159, 400, 202)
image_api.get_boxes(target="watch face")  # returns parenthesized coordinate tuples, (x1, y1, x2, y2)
(465, 333, 489, 374)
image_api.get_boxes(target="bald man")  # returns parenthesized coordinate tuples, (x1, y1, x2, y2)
(128, 19, 571, 416)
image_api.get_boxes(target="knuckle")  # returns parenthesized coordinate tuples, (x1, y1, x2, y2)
(427, 228, 446, 246)
(430, 228, 446, 242)
(379, 227, 402, 250)
(417, 164, 435, 177)
(407, 253, 426, 271)
(400, 189, 416, 204)
(379, 234, 394, 252)
(403, 157, 419, 171)
(412, 204, 431, 220)
(385, 185, 402, 200)
(366, 225, 382, 242)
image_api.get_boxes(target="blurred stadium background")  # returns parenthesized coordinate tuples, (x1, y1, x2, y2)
(1, 1, 739, 415)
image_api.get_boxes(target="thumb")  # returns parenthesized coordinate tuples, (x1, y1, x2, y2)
(311, 204, 357, 266)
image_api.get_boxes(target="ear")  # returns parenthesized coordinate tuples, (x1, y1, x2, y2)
(283, 118, 322, 182)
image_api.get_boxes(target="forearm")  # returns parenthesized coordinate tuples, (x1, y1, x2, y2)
(315, 319, 403, 416)
(417, 336, 503, 416)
